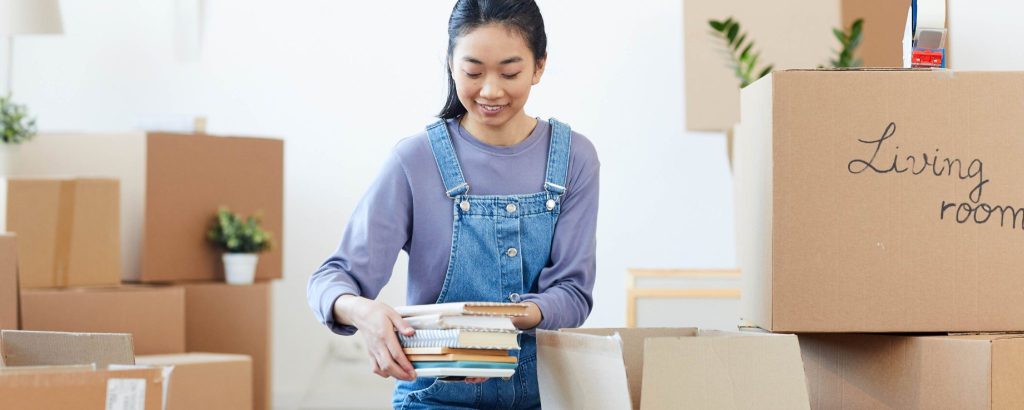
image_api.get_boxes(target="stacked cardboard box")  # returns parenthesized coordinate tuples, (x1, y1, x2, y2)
(735, 70, 1024, 409)
(0, 235, 18, 330)
(4, 131, 284, 409)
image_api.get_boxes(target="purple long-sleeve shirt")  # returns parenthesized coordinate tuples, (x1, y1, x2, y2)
(308, 118, 599, 335)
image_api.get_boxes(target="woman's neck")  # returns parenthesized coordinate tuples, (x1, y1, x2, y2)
(460, 114, 537, 147)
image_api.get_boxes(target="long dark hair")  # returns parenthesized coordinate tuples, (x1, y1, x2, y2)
(438, 0, 547, 119)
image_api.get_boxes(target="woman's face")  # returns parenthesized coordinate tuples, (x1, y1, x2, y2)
(451, 23, 545, 129)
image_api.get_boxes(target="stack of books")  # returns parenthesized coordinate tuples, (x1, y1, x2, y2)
(395, 302, 528, 378)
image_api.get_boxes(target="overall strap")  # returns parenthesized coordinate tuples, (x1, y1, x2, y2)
(425, 120, 470, 198)
(544, 118, 572, 196)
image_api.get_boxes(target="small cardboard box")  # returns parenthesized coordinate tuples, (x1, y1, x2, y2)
(683, 0, 910, 131)
(0, 330, 164, 410)
(183, 282, 271, 410)
(800, 333, 1024, 409)
(736, 70, 1024, 332)
(0, 234, 18, 329)
(20, 286, 185, 355)
(4, 178, 120, 288)
(537, 328, 809, 409)
(136, 353, 253, 410)
(4, 132, 283, 283)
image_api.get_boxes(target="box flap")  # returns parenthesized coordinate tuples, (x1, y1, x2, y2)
(1, 330, 134, 367)
(640, 334, 809, 409)
(537, 329, 632, 409)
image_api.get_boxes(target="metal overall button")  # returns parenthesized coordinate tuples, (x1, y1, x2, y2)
(459, 200, 470, 212)
(506, 203, 517, 213)
(545, 199, 555, 210)
(506, 247, 518, 257)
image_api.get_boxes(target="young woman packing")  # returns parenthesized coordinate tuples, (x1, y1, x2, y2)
(308, 1, 599, 408)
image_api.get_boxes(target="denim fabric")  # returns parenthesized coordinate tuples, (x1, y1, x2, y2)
(393, 119, 571, 410)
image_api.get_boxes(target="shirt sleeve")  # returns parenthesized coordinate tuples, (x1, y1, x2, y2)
(307, 150, 413, 335)
(518, 139, 600, 330)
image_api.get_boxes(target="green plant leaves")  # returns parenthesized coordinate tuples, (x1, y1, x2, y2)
(0, 94, 37, 144)
(831, 18, 865, 68)
(207, 206, 273, 253)
(707, 16, 774, 88)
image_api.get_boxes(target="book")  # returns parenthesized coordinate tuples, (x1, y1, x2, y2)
(412, 361, 518, 370)
(397, 329, 520, 350)
(407, 353, 518, 364)
(404, 314, 517, 331)
(413, 367, 515, 378)
(395, 302, 529, 318)
(403, 347, 509, 356)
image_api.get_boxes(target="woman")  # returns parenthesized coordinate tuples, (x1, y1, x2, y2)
(308, 1, 599, 408)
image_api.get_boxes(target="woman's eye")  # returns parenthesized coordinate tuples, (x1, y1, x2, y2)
(502, 72, 521, 79)
(465, 72, 482, 78)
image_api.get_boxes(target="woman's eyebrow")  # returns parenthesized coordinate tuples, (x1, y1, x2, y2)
(461, 56, 524, 65)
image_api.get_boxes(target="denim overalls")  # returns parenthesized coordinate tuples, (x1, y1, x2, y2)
(392, 118, 572, 410)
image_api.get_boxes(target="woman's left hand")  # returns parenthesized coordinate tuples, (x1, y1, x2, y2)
(511, 301, 543, 330)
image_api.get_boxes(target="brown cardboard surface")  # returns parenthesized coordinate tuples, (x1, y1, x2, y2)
(183, 282, 271, 410)
(143, 133, 283, 282)
(0, 234, 17, 329)
(800, 333, 1024, 409)
(683, 0, 909, 131)
(736, 70, 1024, 332)
(136, 353, 253, 410)
(641, 333, 809, 409)
(20, 286, 185, 355)
(5, 178, 120, 288)
(537, 328, 809, 410)
(0, 365, 164, 409)
(1, 330, 134, 367)
(4, 132, 283, 283)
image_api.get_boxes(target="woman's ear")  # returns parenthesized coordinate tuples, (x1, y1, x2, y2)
(532, 55, 547, 85)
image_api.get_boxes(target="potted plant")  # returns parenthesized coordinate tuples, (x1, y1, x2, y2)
(207, 206, 272, 285)
(0, 94, 37, 175)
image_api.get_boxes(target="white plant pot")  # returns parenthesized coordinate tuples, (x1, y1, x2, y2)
(222, 253, 259, 285)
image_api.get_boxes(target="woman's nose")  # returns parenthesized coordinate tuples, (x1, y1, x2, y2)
(480, 77, 504, 99)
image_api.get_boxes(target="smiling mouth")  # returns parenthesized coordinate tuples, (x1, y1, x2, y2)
(478, 103, 507, 113)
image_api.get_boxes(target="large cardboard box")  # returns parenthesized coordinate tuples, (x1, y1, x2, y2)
(735, 70, 1024, 332)
(800, 333, 1024, 409)
(136, 353, 253, 410)
(0, 330, 165, 410)
(4, 132, 283, 282)
(5, 178, 120, 288)
(0, 234, 17, 329)
(20, 286, 186, 354)
(537, 328, 809, 409)
(184, 282, 271, 410)
(683, 0, 910, 131)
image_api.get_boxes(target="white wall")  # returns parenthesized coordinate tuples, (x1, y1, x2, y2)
(13, 1, 737, 408)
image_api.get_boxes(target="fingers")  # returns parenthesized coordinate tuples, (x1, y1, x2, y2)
(389, 311, 415, 337)
(465, 377, 488, 383)
(384, 330, 417, 380)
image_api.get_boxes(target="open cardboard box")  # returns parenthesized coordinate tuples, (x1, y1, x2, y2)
(537, 327, 809, 409)
(0, 330, 166, 409)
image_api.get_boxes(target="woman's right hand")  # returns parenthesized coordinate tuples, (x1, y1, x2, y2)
(333, 295, 417, 381)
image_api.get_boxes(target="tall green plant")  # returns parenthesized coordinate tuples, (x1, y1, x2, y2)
(830, 18, 864, 68)
(708, 17, 774, 88)
(1, 95, 37, 144)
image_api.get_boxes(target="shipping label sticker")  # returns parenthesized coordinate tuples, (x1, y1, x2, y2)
(106, 378, 146, 410)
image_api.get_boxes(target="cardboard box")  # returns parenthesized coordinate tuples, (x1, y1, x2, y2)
(0, 234, 17, 329)
(0, 329, 164, 410)
(735, 70, 1024, 332)
(683, 0, 911, 131)
(537, 328, 809, 409)
(800, 333, 1024, 409)
(4, 132, 283, 282)
(1, 330, 134, 367)
(136, 353, 253, 410)
(20, 286, 185, 354)
(4, 178, 120, 288)
(184, 282, 271, 410)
